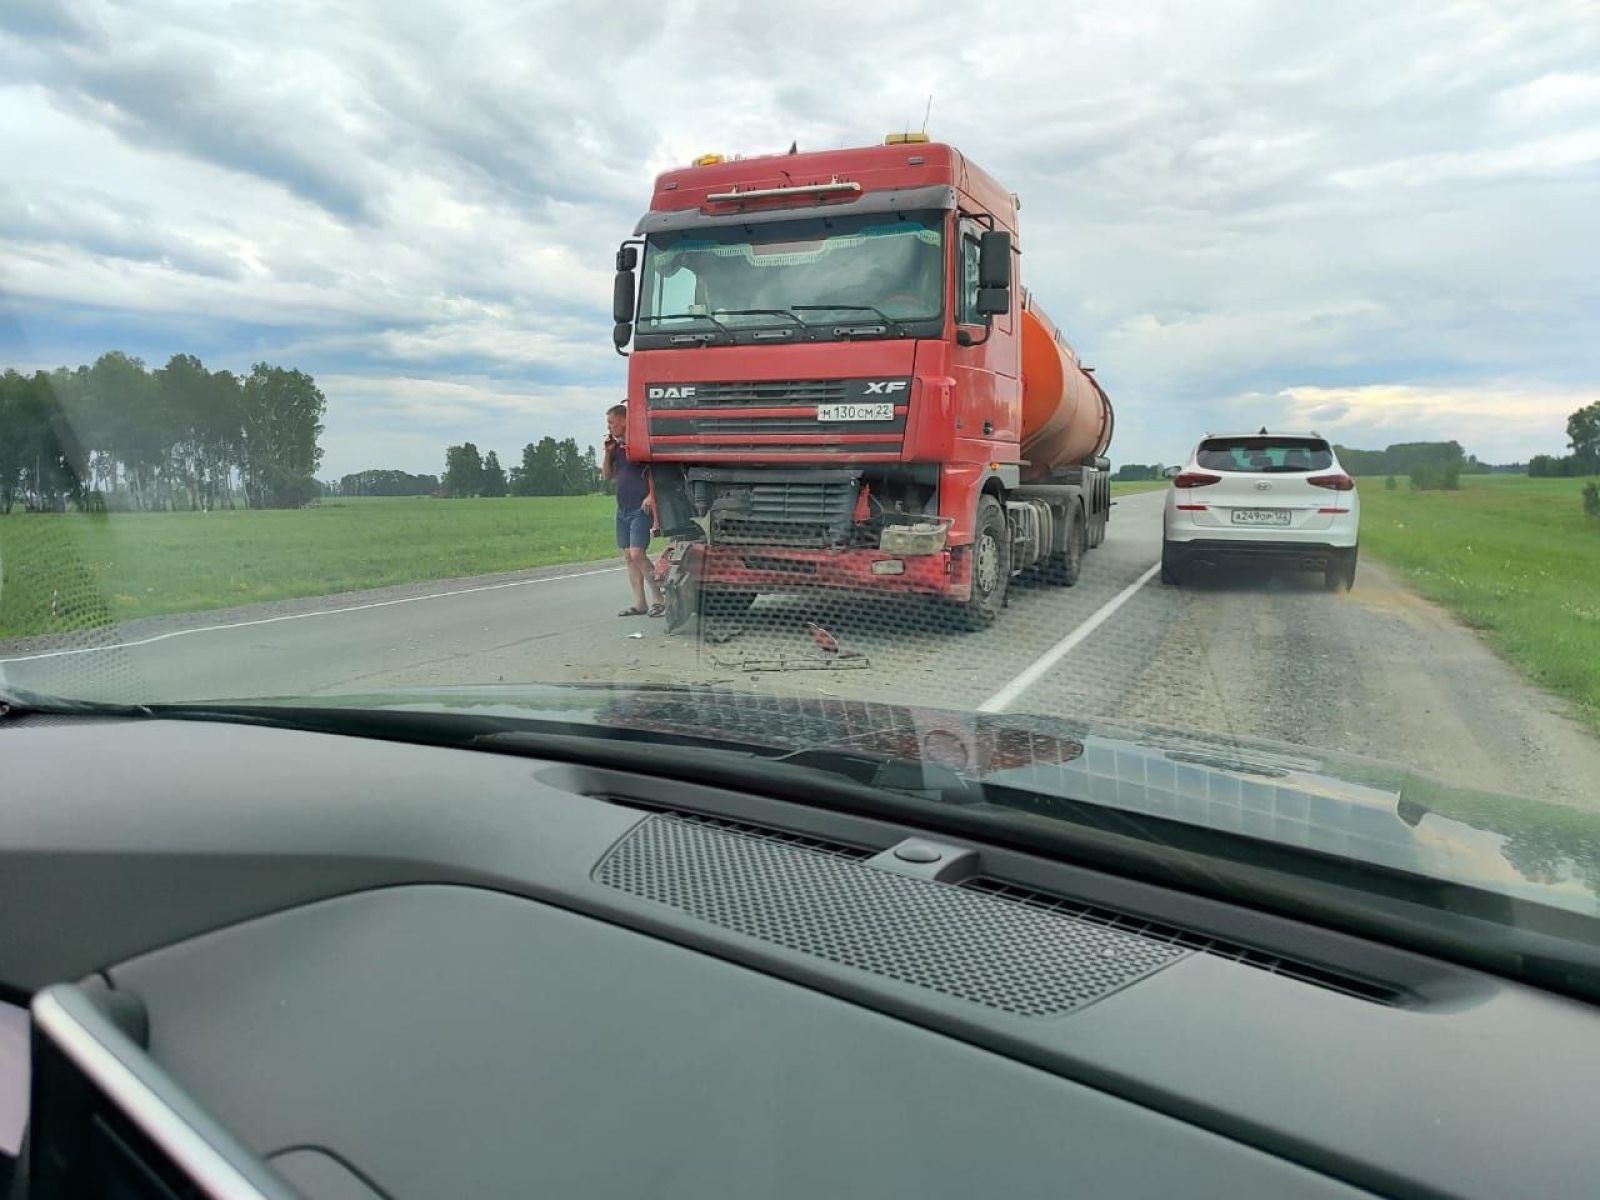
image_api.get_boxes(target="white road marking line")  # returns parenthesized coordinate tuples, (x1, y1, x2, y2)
(0, 566, 625, 664)
(977, 562, 1161, 714)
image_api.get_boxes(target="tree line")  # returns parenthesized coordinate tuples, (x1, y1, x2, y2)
(1529, 402, 1600, 477)
(1, 352, 325, 513)
(438, 437, 604, 498)
(1112, 463, 1170, 481)
(335, 468, 441, 497)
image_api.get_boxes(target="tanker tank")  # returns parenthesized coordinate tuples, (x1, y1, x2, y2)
(1019, 292, 1114, 483)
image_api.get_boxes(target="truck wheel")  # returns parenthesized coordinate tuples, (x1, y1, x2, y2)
(953, 496, 1010, 630)
(1041, 508, 1085, 586)
(1160, 540, 1183, 586)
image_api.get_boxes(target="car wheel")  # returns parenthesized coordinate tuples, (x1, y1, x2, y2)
(1325, 548, 1357, 593)
(1160, 540, 1183, 586)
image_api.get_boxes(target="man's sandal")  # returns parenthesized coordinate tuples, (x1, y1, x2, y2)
(647, 603, 666, 618)
(617, 606, 648, 617)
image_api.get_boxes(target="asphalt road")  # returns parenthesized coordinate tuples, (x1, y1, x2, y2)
(6, 490, 1599, 806)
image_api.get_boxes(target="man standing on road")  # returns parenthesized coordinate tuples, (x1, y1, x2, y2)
(602, 403, 665, 618)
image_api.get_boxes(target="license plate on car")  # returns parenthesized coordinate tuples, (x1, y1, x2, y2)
(817, 402, 894, 422)
(1231, 508, 1291, 526)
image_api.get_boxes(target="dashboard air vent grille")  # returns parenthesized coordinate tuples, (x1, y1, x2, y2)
(596, 813, 1186, 1016)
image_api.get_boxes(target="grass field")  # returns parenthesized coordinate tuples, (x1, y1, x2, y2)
(2, 483, 1178, 639)
(1110, 479, 1168, 495)
(1357, 474, 1600, 730)
(0, 495, 617, 639)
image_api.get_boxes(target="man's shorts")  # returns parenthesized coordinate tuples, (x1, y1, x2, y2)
(616, 506, 652, 550)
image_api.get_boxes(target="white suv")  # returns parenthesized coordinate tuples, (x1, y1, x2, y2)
(1161, 431, 1360, 590)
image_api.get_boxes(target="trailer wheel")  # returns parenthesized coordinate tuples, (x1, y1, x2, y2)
(1089, 483, 1108, 548)
(953, 496, 1010, 631)
(1041, 507, 1085, 587)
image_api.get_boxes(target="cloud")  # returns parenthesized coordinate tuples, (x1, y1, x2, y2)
(1236, 382, 1598, 461)
(317, 372, 619, 478)
(2, 0, 1598, 476)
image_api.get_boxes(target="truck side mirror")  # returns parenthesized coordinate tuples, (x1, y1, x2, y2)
(613, 260, 637, 354)
(976, 287, 1008, 316)
(978, 230, 1011, 289)
(613, 268, 636, 325)
(613, 243, 640, 354)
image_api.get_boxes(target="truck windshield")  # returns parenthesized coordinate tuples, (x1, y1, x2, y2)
(637, 210, 945, 333)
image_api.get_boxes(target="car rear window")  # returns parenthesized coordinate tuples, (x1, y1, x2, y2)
(1195, 437, 1334, 473)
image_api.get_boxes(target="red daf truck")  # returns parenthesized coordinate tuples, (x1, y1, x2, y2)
(610, 134, 1114, 630)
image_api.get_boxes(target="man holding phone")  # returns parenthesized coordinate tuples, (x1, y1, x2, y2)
(602, 402, 665, 618)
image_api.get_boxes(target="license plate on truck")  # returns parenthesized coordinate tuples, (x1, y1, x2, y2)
(817, 403, 894, 422)
(1231, 508, 1291, 526)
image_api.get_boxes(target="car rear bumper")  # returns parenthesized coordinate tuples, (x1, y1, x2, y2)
(1163, 539, 1356, 569)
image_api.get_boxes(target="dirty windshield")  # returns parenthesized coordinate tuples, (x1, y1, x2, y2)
(637, 210, 945, 332)
(2, 2, 1598, 920)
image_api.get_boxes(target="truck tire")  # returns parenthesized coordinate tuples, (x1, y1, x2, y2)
(1041, 506, 1085, 586)
(1160, 539, 1183, 586)
(953, 495, 1010, 630)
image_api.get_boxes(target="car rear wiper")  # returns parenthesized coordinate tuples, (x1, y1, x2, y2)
(791, 303, 906, 337)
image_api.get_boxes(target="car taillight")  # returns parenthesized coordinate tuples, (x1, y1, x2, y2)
(1172, 472, 1222, 488)
(1308, 473, 1355, 491)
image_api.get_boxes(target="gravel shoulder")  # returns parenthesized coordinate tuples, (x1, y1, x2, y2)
(1114, 557, 1600, 808)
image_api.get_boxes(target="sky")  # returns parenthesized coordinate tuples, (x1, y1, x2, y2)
(2, 0, 1597, 478)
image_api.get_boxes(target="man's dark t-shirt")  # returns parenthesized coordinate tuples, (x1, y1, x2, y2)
(610, 441, 649, 511)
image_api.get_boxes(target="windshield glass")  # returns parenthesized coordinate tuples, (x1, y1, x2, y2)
(638, 211, 945, 328)
(2, 3, 1598, 948)
(1197, 438, 1336, 473)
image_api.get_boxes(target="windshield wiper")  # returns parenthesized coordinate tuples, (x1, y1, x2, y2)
(709, 308, 814, 338)
(643, 311, 733, 343)
(791, 303, 906, 337)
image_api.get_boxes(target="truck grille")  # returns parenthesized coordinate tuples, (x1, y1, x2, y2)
(653, 415, 905, 436)
(707, 477, 860, 547)
(645, 378, 910, 456)
(649, 379, 850, 408)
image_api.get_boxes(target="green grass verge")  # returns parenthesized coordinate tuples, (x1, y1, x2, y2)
(1357, 474, 1600, 731)
(0, 495, 618, 639)
(1110, 480, 1168, 495)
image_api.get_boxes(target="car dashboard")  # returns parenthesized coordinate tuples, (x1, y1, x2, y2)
(3, 715, 1597, 1199)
